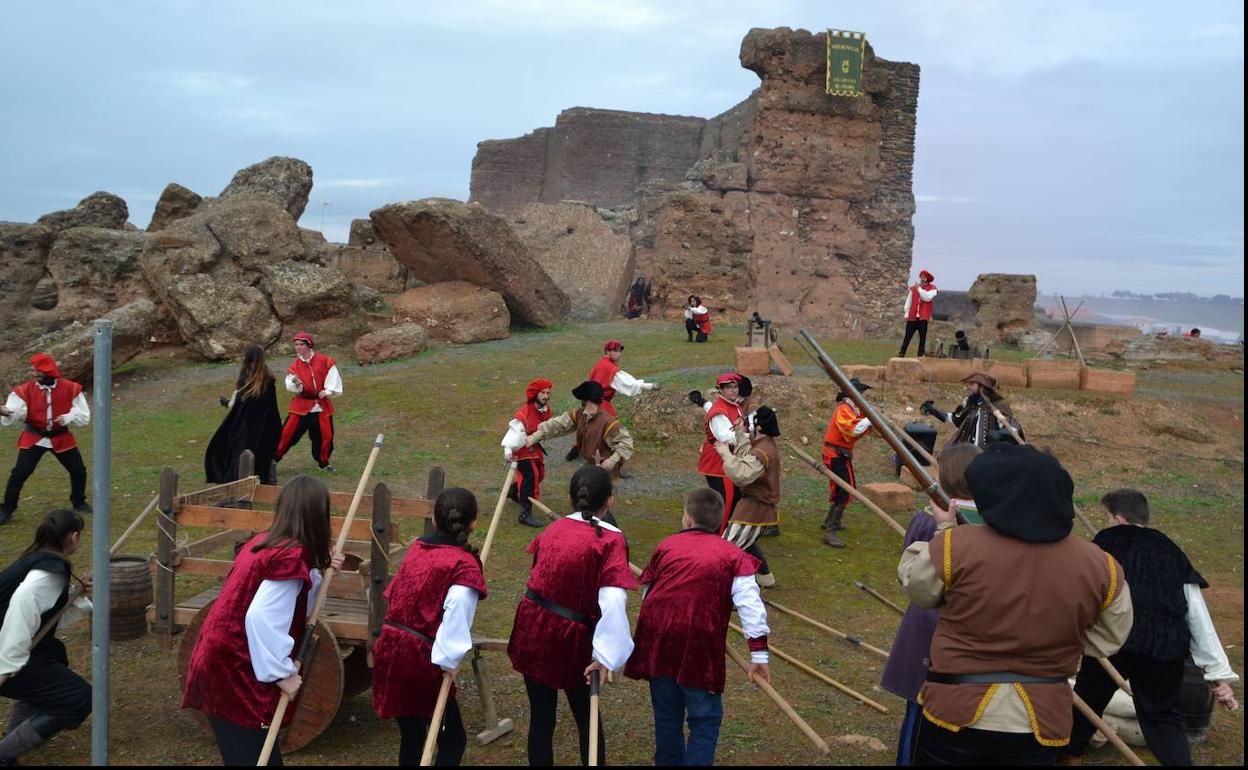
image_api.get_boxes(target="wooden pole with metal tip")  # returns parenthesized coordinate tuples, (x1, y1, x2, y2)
(763, 599, 890, 659)
(588, 670, 601, 766)
(478, 463, 518, 567)
(725, 645, 830, 755)
(853, 580, 905, 616)
(1073, 691, 1146, 765)
(785, 440, 907, 537)
(257, 433, 385, 766)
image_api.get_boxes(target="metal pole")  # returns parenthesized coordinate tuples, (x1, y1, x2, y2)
(92, 319, 113, 765)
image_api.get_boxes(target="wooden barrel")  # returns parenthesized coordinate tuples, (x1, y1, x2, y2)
(109, 555, 152, 641)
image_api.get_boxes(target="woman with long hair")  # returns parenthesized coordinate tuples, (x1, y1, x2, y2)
(507, 465, 637, 765)
(181, 475, 344, 766)
(205, 344, 282, 484)
(373, 488, 486, 766)
(0, 509, 93, 764)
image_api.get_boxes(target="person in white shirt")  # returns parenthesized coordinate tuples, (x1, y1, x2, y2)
(0, 509, 93, 764)
(275, 332, 343, 472)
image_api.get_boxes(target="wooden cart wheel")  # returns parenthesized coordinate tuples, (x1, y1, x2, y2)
(177, 598, 346, 754)
(341, 645, 373, 697)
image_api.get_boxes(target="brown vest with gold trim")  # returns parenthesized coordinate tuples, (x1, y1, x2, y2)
(732, 436, 780, 526)
(574, 407, 621, 478)
(921, 525, 1121, 746)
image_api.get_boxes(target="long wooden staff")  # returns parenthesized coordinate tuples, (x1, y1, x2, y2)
(785, 440, 906, 537)
(1073, 691, 1146, 765)
(529, 496, 559, 520)
(420, 461, 516, 765)
(763, 599, 889, 660)
(853, 580, 906, 616)
(725, 644, 830, 755)
(728, 623, 889, 713)
(258, 433, 385, 766)
(588, 670, 601, 766)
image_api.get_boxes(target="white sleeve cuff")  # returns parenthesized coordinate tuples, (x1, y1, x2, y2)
(731, 575, 769, 639)
(592, 586, 634, 671)
(1185, 584, 1239, 682)
(284, 374, 301, 394)
(750, 650, 769, 665)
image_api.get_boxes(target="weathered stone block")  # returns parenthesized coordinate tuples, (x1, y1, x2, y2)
(860, 482, 916, 513)
(392, 281, 510, 344)
(1080, 367, 1136, 397)
(843, 364, 886, 383)
(333, 246, 409, 293)
(767, 345, 794, 376)
(977, 359, 1027, 389)
(735, 346, 771, 376)
(886, 357, 924, 384)
(1025, 359, 1082, 389)
(355, 324, 430, 365)
(921, 357, 977, 383)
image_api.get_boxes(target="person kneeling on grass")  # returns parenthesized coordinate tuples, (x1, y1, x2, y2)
(624, 487, 770, 766)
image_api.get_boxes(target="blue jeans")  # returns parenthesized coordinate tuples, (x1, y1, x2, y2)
(896, 699, 922, 765)
(649, 677, 723, 766)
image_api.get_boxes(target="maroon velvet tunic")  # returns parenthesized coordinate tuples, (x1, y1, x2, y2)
(181, 534, 312, 729)
(507, 516, 637, 689)
(624, 529, 759, 693)
(372, 539, 488, 719)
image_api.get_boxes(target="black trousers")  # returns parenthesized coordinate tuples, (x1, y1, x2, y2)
(207, 715, 282, 766)
(397, 697, 466, 766)
(685, 318, 698, 341)
(914, 718, 1060, 766)
(826, 454, 854, 507)
(513, 458, 541, 519)
(899, 319, 929, 357)
(743, 541, 771, 576)
(0, 646, 92, 738)
(523, 676, 604, 766)
(3, 446, 87, 513)
(1068, 651, 1191, 765)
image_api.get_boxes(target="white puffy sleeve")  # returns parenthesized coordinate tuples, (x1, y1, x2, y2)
(501, 418, 527, 458)
(245, 579, 301, 682)
(62, 391, 90, 427)
(731, 575, 770, 664)
(323, 366, 343, 396)
(610, 370, 656, 396)
(1, 391, 27, 426)
(591, 586, 634, 671)
(1186, 584, 1239, 682)
(432, 584, 480, 671)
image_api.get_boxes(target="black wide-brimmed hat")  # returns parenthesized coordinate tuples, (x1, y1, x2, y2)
(754, 406, 780, 437)
(836, 377, 872, 401)
(571, 380, 605, 404)
(965, 443, 1074, 543)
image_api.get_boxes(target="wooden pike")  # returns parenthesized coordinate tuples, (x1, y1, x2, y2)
(478, 463, 518, 567)
(258, 434, 385, 765)
(853, 580, 905, 616)
(588, 670, 601, 766)
(763, 599, 890, 660)
(1096, 656, 1134, 697)
(725, 645, 830, 755)
(1073, 691, 1145, 765)
(785, 440, 907, 537)
(728, 623, 890, 714)
(528, 496, 560, 520)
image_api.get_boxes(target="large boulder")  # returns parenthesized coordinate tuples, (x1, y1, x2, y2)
(349, 218, 383, 248)
(22, 298, 158, 384)
(0, 223, 57, 349)
(147, 183, 203, 231)
(392, 281, 509, 343)
(354, 323, 430, 365)
(968, 273, 1037, 342)
(35, 192, 131, 232)
(370, 198, 569, 326)
(219, 156, 313, 220)
(163, 274, 282, 359)
(45, 227, 152, 320)
(510, 203, 633, 321)
(329, 246, 410, 293)
(260, 261, 356, 321)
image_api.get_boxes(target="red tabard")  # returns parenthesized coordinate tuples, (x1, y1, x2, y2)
(507, 517, 638, 689)
(12, 379, 83, 452)
(512, 401, 552, 463)
(181, 534, 312, 728)
(906, 283, 936, 321)
(624, 529, 759, 693)
(372, 540, 488, 719)
(587, 356, 620, 417)
(286, 354, 337, 416)
(692, 310, 711, 334)
(698, 397, 742, 476)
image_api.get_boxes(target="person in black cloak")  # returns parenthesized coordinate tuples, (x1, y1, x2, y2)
(204, 345, 282, 484)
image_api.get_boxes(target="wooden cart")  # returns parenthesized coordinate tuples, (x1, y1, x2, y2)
(147, 454, 514, 753)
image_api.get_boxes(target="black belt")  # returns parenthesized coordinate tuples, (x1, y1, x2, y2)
(926, 671, 1068, 685)
(525, 588, 592, 626)
(385, 620, 433, 644)
(25, 425, 68, 438)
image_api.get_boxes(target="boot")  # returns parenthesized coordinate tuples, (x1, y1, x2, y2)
(820, 503, 843, 531)
(616, 460, 632, 480)
(822, 528, 846, 548)
(759, 525, 780, 538)
(565, 446, 580, 462)
(518, 511, 543, 528)
(830, 504, 847, 531)
(0, 713, 56, 765)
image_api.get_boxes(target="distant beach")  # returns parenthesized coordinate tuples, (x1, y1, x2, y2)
(1038, 294, 1244, 343)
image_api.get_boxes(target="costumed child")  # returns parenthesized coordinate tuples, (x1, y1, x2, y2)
(507, 465, 637, 766)
(624, 487, 771, 766)
(181, 475, 344, 766)
(0, 509, 93, 764)
(715, 405, 782, 587)
(880, 443, 981, 765)
(373, 488, 486, 766)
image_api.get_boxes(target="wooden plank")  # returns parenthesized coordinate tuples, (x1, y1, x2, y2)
(768, 345, 795, 376)
(178, 529, 249, 559)
(154, 587, 372, 643)
(369, 482, 392, 654)
(176, 504, 392, 541)
(154, 468, 179, 648)
(253, 485, 433, 519)
(423, 466, 445, 538)
(171, 557, 367, 598)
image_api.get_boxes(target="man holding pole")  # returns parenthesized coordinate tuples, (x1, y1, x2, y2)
(524, 381, 634, 482)
(821, 378, 875, 548)
(920, 373, 1023, 448)
(502, 379, 555, 528)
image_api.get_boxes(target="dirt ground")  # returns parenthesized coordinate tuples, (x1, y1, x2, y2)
(2, 320, 1242, 765)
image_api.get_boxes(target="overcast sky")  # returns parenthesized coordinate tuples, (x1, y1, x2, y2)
(1, 1, 1242, 297)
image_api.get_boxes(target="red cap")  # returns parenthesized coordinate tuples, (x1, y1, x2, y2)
(919, 270, 934, 282)
(603, 340, 624, 352)
(293, 332, 314, 346)
(715, 372, 742, 387)
(30, 353, 61, 379)
(526, 378, 553, 401)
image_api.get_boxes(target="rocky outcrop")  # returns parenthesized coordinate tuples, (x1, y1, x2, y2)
(35, 192, 131, 232)
(354, 323, 430, 364)
(261, 261, 356, 321)
(370, 199, 568, 326)
(45, 227, 151, 319)
(511, 203, 633, 320)
(147, 183, 203, 231)
(392, 281, 510, 343)
(23, 298, 158, 384)
(329, 247, 410, 293)
(968, 273, 1037, 342)
(0, 223, 58, 344)
(163, 275, 282, 359)
(219, 156, 313, 220)
(349, 218, 382, 248)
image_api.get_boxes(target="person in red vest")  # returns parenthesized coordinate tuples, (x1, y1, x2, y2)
(181, 475, 344, 766)
(586, 340, 660, 419)
(507, 465, 637, 766)
(372, 487, 486, 766)
(502, 379, 555, 528)
(275, 332, 342, 472)
(821, 378, 876, 548)
(0, 354, 92, 526)
(899, 270, 938, 357)
(699, 373, 745, 528)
